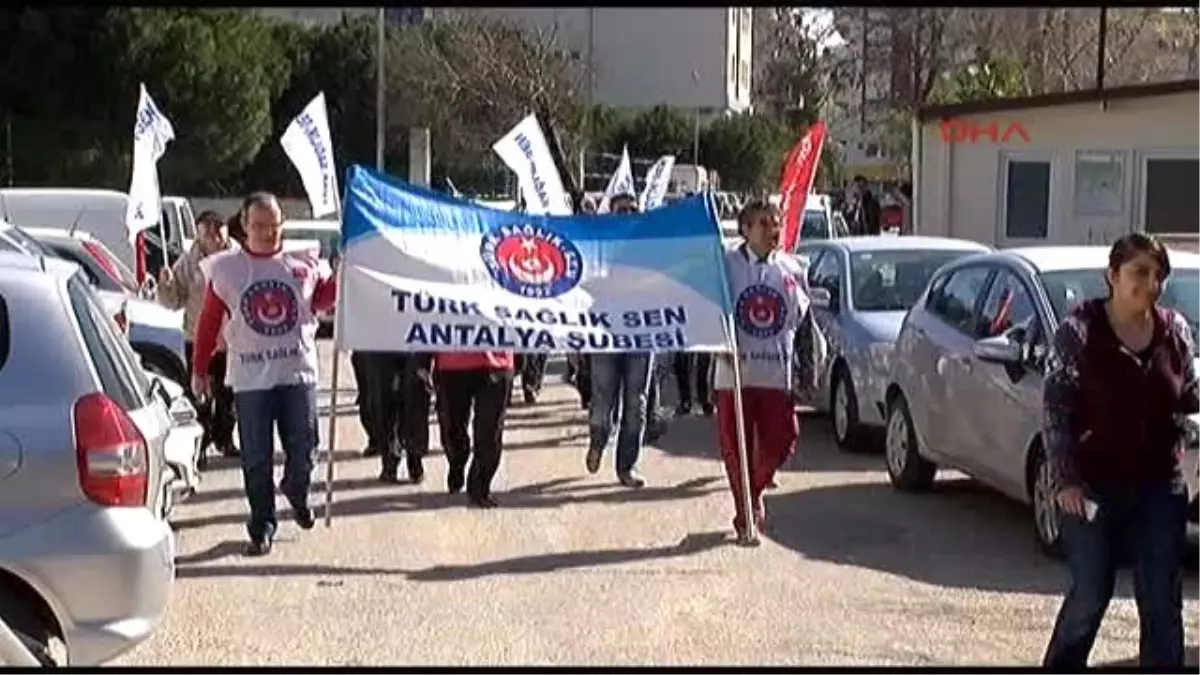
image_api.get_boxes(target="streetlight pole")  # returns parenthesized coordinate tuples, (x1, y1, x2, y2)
(375, 7, 386, 171)
(691, 69, 701, 166)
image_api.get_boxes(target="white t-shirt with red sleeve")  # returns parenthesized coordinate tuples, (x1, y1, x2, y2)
(194, 248, 336, 393)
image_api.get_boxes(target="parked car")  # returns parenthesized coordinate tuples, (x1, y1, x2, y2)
(0, 251, 175, 665)
(797, 236, 992, 451)
(883, 246, 1199, 555)
(21, 227, 188, 386)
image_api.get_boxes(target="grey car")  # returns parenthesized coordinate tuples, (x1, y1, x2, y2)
(0, 252, 176, 664)
(797, 236, 991, 451)
(883, 246, 1200, 555)
(20, 227, 188, 386)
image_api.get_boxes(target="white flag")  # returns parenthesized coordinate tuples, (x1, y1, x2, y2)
(281, 92, 340, 218)
(124, 84, 175, 243)
(598, 145, 635, 214)
(492, 114, 571, 216)
(639, 155, 676, 211)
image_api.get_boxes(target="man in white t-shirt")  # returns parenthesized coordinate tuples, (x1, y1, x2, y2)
(192, 192, 338, 556)
(713, 200, 813, 544)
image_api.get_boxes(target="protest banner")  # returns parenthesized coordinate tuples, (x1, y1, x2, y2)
(492, 114, 572, 216)
(639, 155, 676, 211)
(322, 166, 762, 544)
(778, 121, 827, 252)
(124, 83, 175, 283)
(598, 145, 634, 214)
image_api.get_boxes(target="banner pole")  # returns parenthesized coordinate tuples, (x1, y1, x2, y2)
(725, 315, 759, 546)
(323, 205, 346, 528)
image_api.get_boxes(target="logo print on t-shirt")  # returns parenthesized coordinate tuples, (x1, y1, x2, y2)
(240, 279, 299, 337)
(480, 224, 583, 299)
(735, 283, 788, 339)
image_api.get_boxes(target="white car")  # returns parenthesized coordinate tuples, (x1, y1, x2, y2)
(282, 220, 338, 330)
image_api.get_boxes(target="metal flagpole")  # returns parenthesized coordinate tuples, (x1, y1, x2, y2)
(321, 187, 345, 526)
(725, 315, 759, 545)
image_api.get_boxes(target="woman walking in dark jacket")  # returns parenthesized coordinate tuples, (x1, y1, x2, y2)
(1042, 233, 1198, 670)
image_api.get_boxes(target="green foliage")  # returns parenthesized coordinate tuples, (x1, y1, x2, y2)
(700, 113, 792, 192)
(120, 9, 294, 192)
(928, 57, 1030, 106)
(605, 105, 694, 159)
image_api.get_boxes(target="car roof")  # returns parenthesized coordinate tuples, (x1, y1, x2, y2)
(814, 236, 992, 254)
(283, 219, 339, 230)
(1003, 245, 1200, 273)
(0, 250, 79, 279)
(21, 226, 94, 242)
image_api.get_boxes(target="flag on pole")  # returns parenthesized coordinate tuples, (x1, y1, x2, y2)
(639, 155, 677, 211)
(492, 114, 572, 217)
(336, 165, 734, 353)
(124, 84, 175, 244)
(281, 92, 340, 218)
(598, 145, 634, 214)
(778, 121, 827, 252)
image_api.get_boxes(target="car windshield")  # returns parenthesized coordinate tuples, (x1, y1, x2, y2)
(800, 210, 829, 241)
(3, 226, 54, 257)
(1041, 268, 1200, 351)
(283, 227, 339, 259)
(850, 249, 974, 312)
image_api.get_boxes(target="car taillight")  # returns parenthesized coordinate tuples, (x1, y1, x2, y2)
(73, 393, 149, 507)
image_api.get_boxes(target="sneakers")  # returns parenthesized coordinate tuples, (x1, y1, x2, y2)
(617, 470, 646, 489)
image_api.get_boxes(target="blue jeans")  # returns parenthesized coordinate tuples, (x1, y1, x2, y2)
(234, 384, 319, 541)
(1043, 481, 1187, 670)
(589, 353, 653, 474)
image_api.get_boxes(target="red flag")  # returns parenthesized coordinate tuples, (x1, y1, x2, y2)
(778, 121, 827, 252)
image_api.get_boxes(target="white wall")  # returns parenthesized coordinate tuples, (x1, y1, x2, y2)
(481, 8, 748, 112)
(915, 90, 1199, 247)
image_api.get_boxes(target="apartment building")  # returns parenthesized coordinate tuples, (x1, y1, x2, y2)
(477, 8, 754, 114)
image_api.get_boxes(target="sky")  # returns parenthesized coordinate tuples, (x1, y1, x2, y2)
(801, 8, 848, 49)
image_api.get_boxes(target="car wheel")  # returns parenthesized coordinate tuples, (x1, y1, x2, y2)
(831, 367, 864, 453)
(0, 592, 65, 666)
(1029, 447, 1064, 558)
(885, 393, 936, 492)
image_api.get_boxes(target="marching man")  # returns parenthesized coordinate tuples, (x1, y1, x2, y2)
(713, 200, 821, 544)
(192, 191, 338, 556)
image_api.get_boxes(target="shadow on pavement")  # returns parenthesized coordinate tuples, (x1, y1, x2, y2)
(174, 530, 729, 581)
(1094, 644, 1199, 669)
(654, 409, 881, 474)
(762, 478, 1200, 598)
(172, 476, 725, 532)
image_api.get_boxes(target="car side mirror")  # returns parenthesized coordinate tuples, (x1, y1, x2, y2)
(974, 334, 1022, 364)
(810, 287, 832, 310)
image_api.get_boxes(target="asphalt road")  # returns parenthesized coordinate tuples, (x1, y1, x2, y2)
(115, 343, 1199, 667)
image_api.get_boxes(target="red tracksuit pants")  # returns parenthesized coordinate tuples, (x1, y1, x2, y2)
(714, 387, 798, 530)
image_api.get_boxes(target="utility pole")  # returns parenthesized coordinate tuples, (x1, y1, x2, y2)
(1095, 7, 1108, 91)
(859, 6, 868, 135)
(582, 7, 596, 193)
(375, 7, 386, 171)
(692, 69, 702, 166)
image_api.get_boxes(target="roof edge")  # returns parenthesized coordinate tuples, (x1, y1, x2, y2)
(917, 79, 1199, 123)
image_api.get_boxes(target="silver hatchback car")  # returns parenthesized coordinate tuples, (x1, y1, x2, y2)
(796, 236, 991, 451)
(883, 246, 1199, 555)
(0, 252, 175, 665)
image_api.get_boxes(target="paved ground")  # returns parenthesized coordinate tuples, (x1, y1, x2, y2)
(116, 343, 1199, 667)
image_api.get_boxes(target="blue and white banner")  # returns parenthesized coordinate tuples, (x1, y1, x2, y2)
(281, 92, 339, 218)
(338, 166, 734, 354)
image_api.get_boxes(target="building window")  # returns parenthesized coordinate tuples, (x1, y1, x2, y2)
(1073, 150, 1125, 216)
(1143, 157, 1199, 234)
(1003, 156, 1051, 239)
